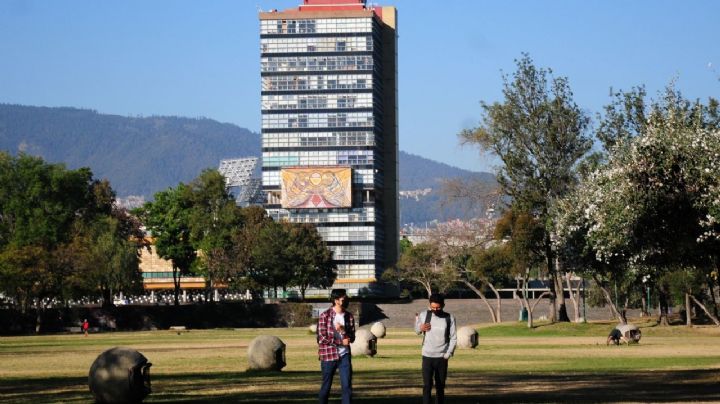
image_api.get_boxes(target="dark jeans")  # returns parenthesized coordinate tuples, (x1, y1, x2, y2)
(319, 354, 352, 404)
(422, 356, 448, 404)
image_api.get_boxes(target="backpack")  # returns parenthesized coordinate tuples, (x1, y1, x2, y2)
(422, 310, 451, 344)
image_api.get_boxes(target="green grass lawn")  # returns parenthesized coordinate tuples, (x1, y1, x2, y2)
(1, 320, 719, 403)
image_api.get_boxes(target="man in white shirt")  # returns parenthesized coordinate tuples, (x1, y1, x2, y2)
(414, 294, 457, 404)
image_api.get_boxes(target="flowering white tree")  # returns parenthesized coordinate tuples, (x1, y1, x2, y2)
(556, 120, 720, 325)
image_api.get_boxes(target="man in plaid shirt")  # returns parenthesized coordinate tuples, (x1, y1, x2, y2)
(317, 288, 355, 404)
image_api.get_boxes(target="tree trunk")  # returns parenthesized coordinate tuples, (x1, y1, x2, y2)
(101, 287, 114, 309)
(592, 274, 624, 324)
(487, 282, 502, 322)
(462, 279, 497, 323)
(514, 278, 529, 326)
(657, 285, 670, 326)
(641, 294, 648, 317)
(689, 294, 720, 326)
(528, 291, 551, 328)
(554, 258, 570, 322)
(565, 273, 580, 322)
(709, 280, 720, 319)
(172, 267, 181, 306)
(19, 290, 27, 314)
(517, 273, 550, 328)
(545, 240, 557, 323)
(422, 281, 432, 299)
(520, 295, 532, 328)
(35, 299, 43, 334)
(685, 293, 692, 326)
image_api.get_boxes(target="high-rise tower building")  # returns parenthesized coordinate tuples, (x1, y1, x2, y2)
(259, 0, 398, 296)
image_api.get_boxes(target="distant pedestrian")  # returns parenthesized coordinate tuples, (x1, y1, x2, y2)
(415, 294, 457, 404)
(317, 289, 355, 404)
(82, 319, 89, 337)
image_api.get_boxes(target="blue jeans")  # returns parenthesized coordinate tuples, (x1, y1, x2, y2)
(319, 354, 352, 404)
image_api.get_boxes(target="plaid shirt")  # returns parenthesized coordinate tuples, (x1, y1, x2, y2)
(317, 306, 355, 361)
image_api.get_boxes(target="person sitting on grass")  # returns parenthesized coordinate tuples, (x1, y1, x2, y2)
(607, 328, 622, 345)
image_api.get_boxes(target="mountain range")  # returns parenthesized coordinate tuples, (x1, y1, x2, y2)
(0, 103, 495, 225)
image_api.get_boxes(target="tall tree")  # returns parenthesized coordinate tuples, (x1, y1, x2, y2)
(459, 54, 592, 321)
(63, 214, 144, 307)
(421, 219, 503, 321)
(596, 84, 720, 153)
(382, 242, 455, 297)
(140, 184, 195, 306)
(185, 169, 244, 299)
(250, 220, 293, 298)
(556, 119, 720, 325)
(287, 223, 337, 300)
(494, 209, 548, 327)
(0, 153, 123, 330)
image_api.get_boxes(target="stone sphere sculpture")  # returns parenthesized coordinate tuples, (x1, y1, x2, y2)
(458, 326, 479, 349)
(247, 335, 286, 371)
(309, 323, 318, 333)
(370, 322, 386, 339)
(350, 329, 377, 357)
(88, 347, 152, 404)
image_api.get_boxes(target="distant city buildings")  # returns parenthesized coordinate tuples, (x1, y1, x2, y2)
(218, 157, 265, 206)
(399, 188, 432, 201)
(259, 0, 399, 296)
(400, 217, 496, 247)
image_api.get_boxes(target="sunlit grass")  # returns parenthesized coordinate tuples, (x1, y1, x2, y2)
(1, 321, 720, 403)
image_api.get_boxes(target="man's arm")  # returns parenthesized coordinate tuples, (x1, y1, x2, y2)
(317, 314, 335, 345)
(414, 312, 424, 335)
(444, 315, 458, 358)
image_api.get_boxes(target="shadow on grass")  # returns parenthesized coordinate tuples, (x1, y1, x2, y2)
(2, 369, 719, 403)
(0, 376, 89, 404)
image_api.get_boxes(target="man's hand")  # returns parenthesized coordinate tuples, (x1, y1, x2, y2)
(419, 323, 431, 332)
(335, 323, 345, 332)
(341, 337, 351, 346)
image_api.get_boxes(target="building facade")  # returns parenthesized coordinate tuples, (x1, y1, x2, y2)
(259, 0, 398, 296)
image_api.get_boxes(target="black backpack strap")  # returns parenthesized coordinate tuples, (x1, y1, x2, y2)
(421, 310, 431, 343)
(422, 311, 452, 344)
(445, 315, 451, 344)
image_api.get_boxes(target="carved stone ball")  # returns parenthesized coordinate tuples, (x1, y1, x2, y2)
(351, 329, 377, 357)
(88, 347, 152, 404)
(247, 335, 286, 371)
(370, 322, 386, 339)
(309, 323, 318, 333)
(458, 326, 479, 349)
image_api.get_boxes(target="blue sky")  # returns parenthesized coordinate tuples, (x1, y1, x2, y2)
(1, 0, 718, 173)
